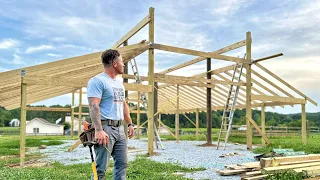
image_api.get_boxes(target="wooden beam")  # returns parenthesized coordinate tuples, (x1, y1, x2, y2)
(207, 58, 212, 145)
(251, 53, 283, 64)
(20, 76, 27, 167)
(261, 154, 320, 168)
(154, 73, 246, 86)
(78, 88, 82, 134)
(158, 40, 246, 74)
(111, 14, 150, 48)
(25, 107, 72, 112)
(175, 85, 180, 143)
(302, 103, 307, 145)
(255, 63, 317, 106)
(251, 69, 295, 98)
(5, 88, 78, 110)
(252, 95, 306, 104)
(261, 103, 266, 145)
(249, 118, 271, 145)
(136, 92, 141, 139)
(246, 31, 253, 150)
(196, 108, 199, 141)
(71, 92, 75, 138)
(147, 7, 155, 156)
(151, 43, 250, 63)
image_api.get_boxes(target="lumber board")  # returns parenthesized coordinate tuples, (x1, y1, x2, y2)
(111, 14, 150, 48)
(238, 162, 261, 169)
(294, 165, 320, 173)
(261, 155, 320, 168)
(280, 159, 320, 166)
(251, 53, 283, 64)
(25, 107, 72, 112)
(255, 62, 317, 106)
(262, 162, 320, 174)
(216, 169, 249, 176)
(151, 43, 250, 63)
(244, 171, 262, 176)
(242, 174, 268, 180)
(252, 95, 306, 104)
(68, 140, 82, 152)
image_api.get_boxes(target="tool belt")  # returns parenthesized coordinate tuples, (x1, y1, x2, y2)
(101, 119, 123, 127)
(79, 123, 96, 147)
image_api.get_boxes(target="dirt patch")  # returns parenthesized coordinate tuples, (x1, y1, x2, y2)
(197, 143, 217, 147)
(8, 160, 51, 168)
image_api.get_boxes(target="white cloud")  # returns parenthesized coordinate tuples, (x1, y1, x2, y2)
(25, 45, 54, 54)
(47, 53, 61, 57)
(12, 54, 25, 65)
(0, 39, 19, 49)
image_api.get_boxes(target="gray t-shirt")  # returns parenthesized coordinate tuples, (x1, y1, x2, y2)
(87, 72, 125, 120)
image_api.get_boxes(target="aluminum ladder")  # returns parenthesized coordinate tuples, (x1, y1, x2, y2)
(217, 61, 244, 150)
(129, 58, 164, 149)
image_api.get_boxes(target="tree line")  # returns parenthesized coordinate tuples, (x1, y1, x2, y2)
(1, 104, 318, 128)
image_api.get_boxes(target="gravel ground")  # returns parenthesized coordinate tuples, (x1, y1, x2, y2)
(33, 139, 258, 180)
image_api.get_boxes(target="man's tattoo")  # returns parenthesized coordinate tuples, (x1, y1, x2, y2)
(89, 99, 102, 131)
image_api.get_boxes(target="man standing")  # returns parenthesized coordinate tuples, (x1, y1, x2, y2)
(87, 49, 134, 180)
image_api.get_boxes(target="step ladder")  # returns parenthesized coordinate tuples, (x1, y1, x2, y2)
(129, 58, 164, 149)
(217, 60, 245, 150)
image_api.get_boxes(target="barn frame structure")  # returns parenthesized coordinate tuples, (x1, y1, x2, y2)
(0, 7, 317, 166)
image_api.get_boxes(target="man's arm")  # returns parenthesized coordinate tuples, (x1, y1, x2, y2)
(89, 97, 108, 146)
(124, 101, 134, 138)
(123, 101, 132, 125)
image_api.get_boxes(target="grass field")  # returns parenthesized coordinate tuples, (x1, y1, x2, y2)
(1, 129, 320, 179)
(0, 135, 204, 179)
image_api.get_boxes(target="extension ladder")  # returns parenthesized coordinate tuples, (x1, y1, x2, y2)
(129, 58, 164, 149)
(217, 61, 245, 150)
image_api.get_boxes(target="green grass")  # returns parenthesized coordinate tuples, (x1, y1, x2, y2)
(253, 135, 320, 154)
(0, 156, 204, 180)
(0, 135, 77, 156)
(266, 169, 310, 180)
(0, 127, 20, 131)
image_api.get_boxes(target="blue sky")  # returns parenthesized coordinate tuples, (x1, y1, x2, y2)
(0, 0, 319, 114)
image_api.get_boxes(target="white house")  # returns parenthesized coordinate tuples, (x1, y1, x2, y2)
(26, 118, 64, 135)
(9, 119, 20, 127)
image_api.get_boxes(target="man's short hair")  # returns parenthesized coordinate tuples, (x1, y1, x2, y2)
(101, 49, 120, 67)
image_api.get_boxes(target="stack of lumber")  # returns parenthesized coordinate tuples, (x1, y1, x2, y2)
(217, 154, 320, 180)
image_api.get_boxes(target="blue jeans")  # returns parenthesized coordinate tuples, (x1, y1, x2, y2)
(92, 125, 128, 180)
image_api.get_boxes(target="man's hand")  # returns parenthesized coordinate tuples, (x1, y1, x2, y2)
(128, 125, 134, 139)
(95, 130, 109, 147)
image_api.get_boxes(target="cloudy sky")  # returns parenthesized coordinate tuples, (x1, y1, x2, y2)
(0, 0, 319, 114)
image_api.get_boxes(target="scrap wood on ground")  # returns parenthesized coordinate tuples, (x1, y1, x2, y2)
(217, 152, 320, 179)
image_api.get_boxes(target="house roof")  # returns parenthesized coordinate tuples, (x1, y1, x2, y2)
(28, 118, 64, 127)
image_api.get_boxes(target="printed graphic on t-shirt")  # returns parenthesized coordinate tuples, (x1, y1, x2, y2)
(112, 87, 124, 102)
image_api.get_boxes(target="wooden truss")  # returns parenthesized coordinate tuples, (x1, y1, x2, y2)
(0, 7, 316, 165)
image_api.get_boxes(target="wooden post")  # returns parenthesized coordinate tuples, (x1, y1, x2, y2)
(207, 58, 212, 145)
(71, 92, 75, 137)
(261, 103, 265, 145)
(137, 92, 140, 139)
(78, 88, 82, 134)
(246, 31, 253, 150)
(123, 40, 128, 140)
(175, 85, 180, 143)
(20, 70, 27, 166)
(147, 7, 155, 155)
(196, 108, 199, 141)
(158, 113, 161, 134)
(154, 82, 158, 136)
(302, 103, 307, 145)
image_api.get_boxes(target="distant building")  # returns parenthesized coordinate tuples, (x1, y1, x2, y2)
(26, 118, 64, 135)
(65, 116, 84, 132)
(9, 119, 20, 127)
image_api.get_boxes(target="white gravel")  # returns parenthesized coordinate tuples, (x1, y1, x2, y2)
(33, 139, 258, 180)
